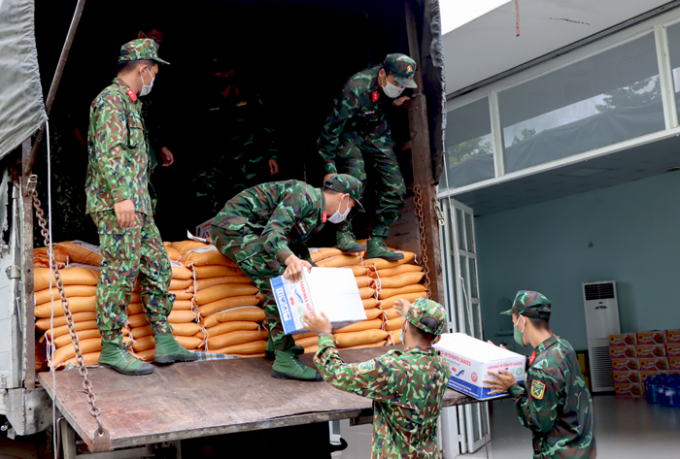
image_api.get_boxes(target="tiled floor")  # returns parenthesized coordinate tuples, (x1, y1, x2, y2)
(338, 395, 680, 458)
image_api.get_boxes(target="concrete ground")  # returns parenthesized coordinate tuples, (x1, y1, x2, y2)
(338, 395, 680, 458)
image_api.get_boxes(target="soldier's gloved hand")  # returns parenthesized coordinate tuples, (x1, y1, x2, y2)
(284, 254, 312, 282)
(114, 199, 136, 228)
(483, 369, 517, 395)
(394, 299, 411, 318)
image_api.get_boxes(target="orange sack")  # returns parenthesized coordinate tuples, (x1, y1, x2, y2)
(195, 284, 259, 306)
(169, 290, 194, 301)
(39, 314, 97, 334)
(53, 328, 101, 348)
(196, 275, 253, 290)
(304, 345, 319, 354)
(380, 292, 428, 310)
(131, 325, 154, 340)
(334, 318, 383, 334)
(171, 240, 211, 254)
(364, 308, 384, 321)
(169, 278, 193, 290)
(294, 336, 319, 348)
(344, 265, 368, 277)
(363, 298, 380, 310)
(171, 263, 193, 280)
(371, 272, 425, 289)
(335, 330, 389, 348)
(52, 338, 101, 368)
(194, 265, 243, 279)
(34, 267, 100, 291)
(316, 254, 361, 268)
(363, 252, 416, 270)
(201, 307, 266, 328)
(385, 316, 404, 331)
(170, 322, 202, 337)
(197, 295, 262, 317)
(165, 246, 181, 261)
(176, 336, 202, 350)
(55, 241, 102, 266)
(181, 248, 238, 268)
(195, 321, 260, 340)
(64, 352, 101, 367)
(358, 287, 376, 300)
(344, 340, 387, 350)
(132, 335, 156, 352)
(211, 340, 268, 355)
(34, 285, 97, 305)
(310, 248, 343, 262)
(207, 329, 268, 350)
(355, 276, 371, 288)
(383, 308, 401, 320)
(369, 264, 423, 279)
(378, 284, 427, 300)
(34, 297, 96, 318)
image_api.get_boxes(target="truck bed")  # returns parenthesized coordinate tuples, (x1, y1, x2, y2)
(38, 347, 478, 452)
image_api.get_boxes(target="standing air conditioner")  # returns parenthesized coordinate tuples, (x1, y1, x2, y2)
(582, 281, 620, 392)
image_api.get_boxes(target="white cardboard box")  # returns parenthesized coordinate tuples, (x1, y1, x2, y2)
(434, 333, 526, 400)
(270, 267, 367, 335)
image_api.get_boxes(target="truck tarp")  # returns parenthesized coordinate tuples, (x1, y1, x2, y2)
(0, 0, 47, 159)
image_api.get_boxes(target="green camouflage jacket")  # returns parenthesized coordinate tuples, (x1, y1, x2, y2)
(318, 65, 393, 175)
(85, 78, 153, 215)
(508, 335, 596, 459)
(211, 180, 325, 264)
(315, 334, 450, 458)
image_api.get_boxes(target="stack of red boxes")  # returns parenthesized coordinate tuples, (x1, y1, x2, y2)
(609, 330, 680, 397)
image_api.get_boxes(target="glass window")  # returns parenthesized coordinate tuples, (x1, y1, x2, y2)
(440, 97, 495, 189)
(499, 33, 664, 173)
(666, 22, 680, 120)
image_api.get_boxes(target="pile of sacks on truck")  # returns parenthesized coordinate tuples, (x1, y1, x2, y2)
(33, 240, 427, 370)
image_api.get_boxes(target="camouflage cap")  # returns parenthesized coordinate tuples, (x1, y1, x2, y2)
(406, 297, 447, 336)
(501, 290, 552, 319)
(323, 174, 365, 212)
(383, 53, 417, 88)
(118, 39, 170, 65)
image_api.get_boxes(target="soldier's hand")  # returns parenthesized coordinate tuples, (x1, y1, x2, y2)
(487, 340, 508, 350)
(161, 147, 175, 167)
(269, 159, 279, 175)
(323, 173, 337, 184)
(394, 299, 411, 318)
(283, 254, 312, 282)
(483, 369, 517, 395)
(392, 96, 410, 107)
(114, 199, 136, 228)
(302, 310, 332, 335)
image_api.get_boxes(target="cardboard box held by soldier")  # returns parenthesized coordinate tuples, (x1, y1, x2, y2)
(434, 333, 526, 400)
(271, 267, 366, 335)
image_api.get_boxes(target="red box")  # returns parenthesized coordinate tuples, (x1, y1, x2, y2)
(609, 333, 637, 346)
(666, 330, 680, 344)
(669, 357, 680, 371)
(638, 357, 669, 372)
(636, 332, 666, 345)
(611, 358, 640, 371)
(614, 382, 643, 397)
(635, 345, 666, 358)
(609, 345, 637, 359)
(613, 370, 641, 384)
(666, 344, 680, 358)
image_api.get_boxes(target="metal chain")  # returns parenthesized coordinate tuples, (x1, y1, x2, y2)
(413, 185, 432, 299)
(32, 191, 105, 435)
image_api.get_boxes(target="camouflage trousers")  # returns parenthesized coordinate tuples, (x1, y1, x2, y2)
(91, 211, 174, 345)
(335, 131, 406, 238)
(211, 223, 294, 352)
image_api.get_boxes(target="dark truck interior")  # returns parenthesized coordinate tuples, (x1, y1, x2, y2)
(32, 0, 418, 248)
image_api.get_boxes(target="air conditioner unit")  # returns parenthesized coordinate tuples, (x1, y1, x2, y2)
(582, 281, 620, 393)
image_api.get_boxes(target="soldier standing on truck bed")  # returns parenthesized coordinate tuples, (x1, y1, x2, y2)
(317, 53, 417, 261)
(483, 291, 597, 459)
(211, 174, 364, 381)
(303, 297, 451, 457)
(85, 39, 197, 375)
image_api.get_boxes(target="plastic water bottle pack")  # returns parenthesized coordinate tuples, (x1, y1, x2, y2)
(645, 374, 680, 408)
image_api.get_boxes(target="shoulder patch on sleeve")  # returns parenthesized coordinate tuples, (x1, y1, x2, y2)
(530, 379, 546, 400)
(357, 360, 376, 373)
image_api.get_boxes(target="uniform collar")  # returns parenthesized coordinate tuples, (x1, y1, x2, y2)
(112, 77, 141, 105)
(535, 334, 558, 355)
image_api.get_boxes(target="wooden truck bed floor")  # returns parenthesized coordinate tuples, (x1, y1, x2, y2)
(38, 347, 479, 452)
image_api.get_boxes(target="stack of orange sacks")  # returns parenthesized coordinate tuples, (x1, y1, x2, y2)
(33, 242, 106, 369)
(176, 240, 268, 358)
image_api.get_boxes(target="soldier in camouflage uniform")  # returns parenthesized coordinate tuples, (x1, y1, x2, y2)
(484, 291, 597, 459)
(211, 174, 364, 381)
(304, 297, 450, 458)
(85, 39, 197, 376)
(318, 53, 417, 261)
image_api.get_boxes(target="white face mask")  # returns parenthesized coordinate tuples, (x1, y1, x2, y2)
(328, 195, 351, 224)
(382, 74, 405, 99)
(140, 68, 155, 97)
